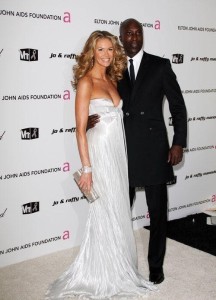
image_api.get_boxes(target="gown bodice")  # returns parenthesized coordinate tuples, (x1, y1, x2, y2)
(89, 98, 123, 115)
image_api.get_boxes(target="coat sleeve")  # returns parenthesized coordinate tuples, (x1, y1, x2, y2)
(162, 59, 187, 148)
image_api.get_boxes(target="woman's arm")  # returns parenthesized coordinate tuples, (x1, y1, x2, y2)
(75, 77, 93, 192)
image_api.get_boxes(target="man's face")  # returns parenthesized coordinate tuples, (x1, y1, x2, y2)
(120, 20, 143, 58)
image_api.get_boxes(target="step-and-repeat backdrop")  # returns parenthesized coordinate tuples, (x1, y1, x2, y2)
(0, 0, 216, 267)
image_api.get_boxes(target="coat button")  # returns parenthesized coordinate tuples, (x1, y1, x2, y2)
(125, 112, 130, 116)
(140, 111, 144, 115)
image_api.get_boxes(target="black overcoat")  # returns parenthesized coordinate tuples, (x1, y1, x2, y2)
(117, 52, 187, 187)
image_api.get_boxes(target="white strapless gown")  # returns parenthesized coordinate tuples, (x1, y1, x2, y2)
(45, 99, 155, 299)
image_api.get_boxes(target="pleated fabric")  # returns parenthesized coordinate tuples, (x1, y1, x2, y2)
(45, 99, 156, 299)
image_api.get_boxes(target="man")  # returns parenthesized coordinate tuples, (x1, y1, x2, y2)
(88, 18, 187, 284)
(118, 18, 187, 284)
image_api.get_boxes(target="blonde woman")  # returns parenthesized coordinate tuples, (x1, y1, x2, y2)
(46, 31, 155, 299)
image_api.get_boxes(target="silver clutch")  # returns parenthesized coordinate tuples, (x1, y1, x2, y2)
(73, 169, 99, 203)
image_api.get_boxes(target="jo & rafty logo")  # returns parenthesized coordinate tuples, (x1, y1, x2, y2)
(172, 54, 184, 64)
(20, 48, 38, 61)
(21, 128, 39, 140)
(51, 127, 76, 134)
(22, 202, 39, 214)
(49, 52, 76, 59)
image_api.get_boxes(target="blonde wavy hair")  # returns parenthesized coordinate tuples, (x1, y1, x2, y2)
(72, 30, 127, 90)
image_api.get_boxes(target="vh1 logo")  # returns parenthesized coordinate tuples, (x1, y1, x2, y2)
(22, 202, 40, 214)
(172, 54, 184, 64)
(21, 128, 39, 140)
(20, 48, 38, 61)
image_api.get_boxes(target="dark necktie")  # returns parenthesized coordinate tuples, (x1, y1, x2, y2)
(129, 58, 135, 86)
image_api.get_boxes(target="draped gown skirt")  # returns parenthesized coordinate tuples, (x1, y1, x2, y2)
(45, 99, 155, 299)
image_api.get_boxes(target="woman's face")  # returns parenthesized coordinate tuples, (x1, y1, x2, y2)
(93, 38, 114, 67)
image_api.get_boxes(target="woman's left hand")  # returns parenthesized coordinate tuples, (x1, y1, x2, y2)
(78, 172, 93, 193)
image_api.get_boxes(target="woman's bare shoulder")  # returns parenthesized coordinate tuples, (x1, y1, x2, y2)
(76, 75, 93, 99)
(78, 74, 93, 88)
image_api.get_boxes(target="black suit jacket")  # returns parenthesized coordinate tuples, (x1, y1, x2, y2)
(118, 52, 187, 187)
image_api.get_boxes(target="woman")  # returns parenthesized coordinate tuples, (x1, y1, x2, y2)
(45, 30, 155, 299)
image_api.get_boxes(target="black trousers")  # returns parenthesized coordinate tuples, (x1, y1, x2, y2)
(130, 184, 167, 274)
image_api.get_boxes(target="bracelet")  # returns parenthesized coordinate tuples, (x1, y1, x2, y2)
(82, 166, 92, 173)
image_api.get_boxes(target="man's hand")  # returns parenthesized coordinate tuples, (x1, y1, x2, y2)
(168, 145, 183, 166)
(86, 114, 100, 131)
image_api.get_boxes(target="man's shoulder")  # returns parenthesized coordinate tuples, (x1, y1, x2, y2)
(144, 52, 169, 64)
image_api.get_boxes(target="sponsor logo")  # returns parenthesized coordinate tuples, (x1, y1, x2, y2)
(167, 176, 177, 185)
(0, 230, 70, 255)
(182, 89, 216, 94)
(29, 12, 71, 22)
(178, 25, 216, 32)
(0, 131, 6, 140)
(94, 19, 160, 30)
(132, 212, 150, 222)
(21, 128, 39, 140)
(0, 10, 71, 23)
(132, 214, 146, 222)
(169, 198, 211, 212)
(20, 48, 38, 61)
(49, 52, 76, 59)
(52, 196, 84, 206)
(191, 56, 216, 62)
(94, 19, 120, 25)
(51, 127, 76, 134)
(188, 115, 216, 122)
(0, 49, 3, 56)
(22, 202, 39, 214)
(184, 145, 216, 153)
(185, 170, 216, 180)
(0, 208, 7, 218)
(172, 54, 184, 64)
(0, 162, 70, 181)
(1, 90, 71, 101)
